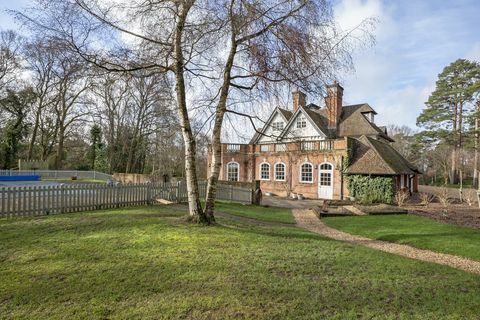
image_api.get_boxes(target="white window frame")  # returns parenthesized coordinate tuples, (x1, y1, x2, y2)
(260, 162, 270, 180)
(296, 115, 307, 129)
(319, 162, 333, 186)
(272, 121, 284, 132)
(260, 144, 269, 152)
(226, 161, 239, 181)
(299, 162, 313, 183)
(274, 162, 286, 181)
(275, 143, 286, 152)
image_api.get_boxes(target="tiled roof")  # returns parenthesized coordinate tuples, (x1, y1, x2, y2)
(346, 136, 420, 175)
(277, 108, 293, 121)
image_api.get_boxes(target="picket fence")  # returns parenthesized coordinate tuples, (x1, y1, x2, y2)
(0, 170, 113, 181)
(0, 181, 253, 218)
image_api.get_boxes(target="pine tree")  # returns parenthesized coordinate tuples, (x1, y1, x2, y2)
(417, 59, 480, 184)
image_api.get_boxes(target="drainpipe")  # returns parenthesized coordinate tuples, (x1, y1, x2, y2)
(340, 156, 344, 200)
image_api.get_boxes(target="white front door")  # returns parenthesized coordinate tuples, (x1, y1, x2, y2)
(318, 163, 333, 199)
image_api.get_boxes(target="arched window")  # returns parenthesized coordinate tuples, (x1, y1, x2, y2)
(260, 162, 270, 180)
(300, 162, 313, 183)
(227, 162, 239, 181)
(319, 162, 333, 186)
(275, 162, 286, 181)
(320, 163, 332, 170)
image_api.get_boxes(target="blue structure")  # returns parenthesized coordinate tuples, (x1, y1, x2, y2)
(0, 175, 41, 181)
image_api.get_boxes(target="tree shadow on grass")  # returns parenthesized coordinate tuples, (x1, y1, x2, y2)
(216, 219, 332, 242)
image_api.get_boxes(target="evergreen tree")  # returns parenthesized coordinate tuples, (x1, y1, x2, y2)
(0, 88, 35, 169)
(417, 59, 480, 184)
(88, 124, 103, 171)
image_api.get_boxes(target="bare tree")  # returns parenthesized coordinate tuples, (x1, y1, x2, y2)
(17, 0, 374, 223)
(51, 53, 91, 169)
(23, 38, 58, 160)
(0, 30, 21, 91)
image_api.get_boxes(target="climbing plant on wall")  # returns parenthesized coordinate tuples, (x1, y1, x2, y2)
(347, 175, 395, 204)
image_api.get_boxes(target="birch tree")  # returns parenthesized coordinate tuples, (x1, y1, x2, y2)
(18, 0, 373, 223)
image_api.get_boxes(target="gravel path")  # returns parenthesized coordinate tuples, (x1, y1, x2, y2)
(293, 209, 480, 275)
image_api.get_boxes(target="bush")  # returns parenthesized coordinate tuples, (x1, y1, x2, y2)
(395, 190, 409, 206)
(419, 193, 435, 207)
(347, 175, 394, 204)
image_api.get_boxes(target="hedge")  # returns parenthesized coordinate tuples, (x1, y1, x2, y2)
(347, 175, 395, 204)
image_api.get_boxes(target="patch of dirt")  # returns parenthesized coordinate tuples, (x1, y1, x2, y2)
(355, 203, 408, 215)
(406, 203, 480, 229)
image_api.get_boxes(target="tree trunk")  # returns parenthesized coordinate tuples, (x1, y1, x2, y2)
(27, 106, 42, 160)
(450, 100, 458, 184)
(204, 35, 238, 220)
(173, 2, 209, 224)
(56, 127, 65, 169)
(474, 100, 480, 188)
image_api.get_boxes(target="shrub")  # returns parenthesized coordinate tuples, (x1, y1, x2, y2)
(463, 189, 477, 207)
(395, 190, 409, 206)
(347, 175, 395, 204)
(436, 188, 451, 214)
(419, 193, 435, 207)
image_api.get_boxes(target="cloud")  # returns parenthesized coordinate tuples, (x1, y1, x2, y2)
(335, 0, 480, 129)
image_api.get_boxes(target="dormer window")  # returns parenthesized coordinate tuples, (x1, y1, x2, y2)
(272, 121, 284, 131)
(363, 112, 375, 123)
(296, 115, 307, 128)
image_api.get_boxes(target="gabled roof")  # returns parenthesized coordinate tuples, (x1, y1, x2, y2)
(277, 108, 293, 121)
(346, 136, 420, 175)
(278, 106, 328, 140)
(337, 104, 393, 142)
(251, 102, 393, 143)
(249, 107, 291, 144)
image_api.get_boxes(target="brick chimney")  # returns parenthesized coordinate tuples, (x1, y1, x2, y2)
(292, 90, 306, 112)
(325, 81, 344, 129)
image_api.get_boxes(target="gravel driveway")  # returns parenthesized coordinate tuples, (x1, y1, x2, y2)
(293, 209, 480, 275)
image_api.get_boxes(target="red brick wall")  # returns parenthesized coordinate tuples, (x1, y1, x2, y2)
(207, 140, 354, 200)
(254, 151, 349, 199)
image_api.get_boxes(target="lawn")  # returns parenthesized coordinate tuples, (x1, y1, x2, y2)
(323, 214, 480, 261)
(1, 206, 480, 319)
(213, 201, 296, 224)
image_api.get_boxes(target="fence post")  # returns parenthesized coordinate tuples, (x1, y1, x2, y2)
(147, 183, 152, 205)
(93, 171, 96, 180)
(60, 185, 65, 213)
(176, 181, 181, 203)
(230, 185, 233, 201)
(116, 186, 120, 208)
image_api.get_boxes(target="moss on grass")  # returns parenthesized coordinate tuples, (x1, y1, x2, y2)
(1, 206, 480, 319)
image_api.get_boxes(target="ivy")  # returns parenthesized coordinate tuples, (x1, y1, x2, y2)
(341, 148, 351, 172)
(347, 175, 394, 204)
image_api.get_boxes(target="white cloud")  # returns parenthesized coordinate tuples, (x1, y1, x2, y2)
(334, 0, 480, 129)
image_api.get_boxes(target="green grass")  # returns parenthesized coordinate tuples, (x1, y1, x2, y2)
(1, 206, 480, 319)
(324, 214, 480, 261)
(213, 201, 295, 224)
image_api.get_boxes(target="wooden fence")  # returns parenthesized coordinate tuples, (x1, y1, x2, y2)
(0, 181, 253, 218)
(0, 170, 113, 181)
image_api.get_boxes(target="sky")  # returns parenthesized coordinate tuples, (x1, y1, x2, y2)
(334, 0, 480, 128)
(1, 0, 480, 130)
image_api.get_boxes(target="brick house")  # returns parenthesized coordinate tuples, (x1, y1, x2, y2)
(208, 82, 420, 200)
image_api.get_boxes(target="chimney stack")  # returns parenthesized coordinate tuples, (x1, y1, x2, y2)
(292, 90, 306, 112)
(325, 81, 343, 129)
